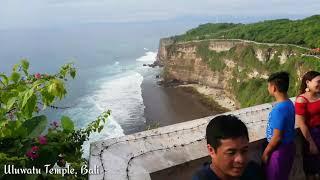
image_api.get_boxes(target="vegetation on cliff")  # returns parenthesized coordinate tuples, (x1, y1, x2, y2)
(179, 86, 229, 113)
(194, 41, 320, 107)
(174, 15, 320, 48)
(161, 15, 320, 108)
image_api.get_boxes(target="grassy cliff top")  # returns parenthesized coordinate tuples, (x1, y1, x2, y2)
(174, 15, 320, 48)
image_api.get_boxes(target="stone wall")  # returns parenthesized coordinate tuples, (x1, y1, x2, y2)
(89, 99, 305, 180)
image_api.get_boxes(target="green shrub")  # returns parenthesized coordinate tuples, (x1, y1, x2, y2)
(175, 15, 320, 48)
(0, 60, 110, 179)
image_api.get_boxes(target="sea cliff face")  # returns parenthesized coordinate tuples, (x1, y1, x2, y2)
(157, 38, 318, 108)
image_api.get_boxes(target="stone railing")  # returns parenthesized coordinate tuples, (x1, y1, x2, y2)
(89, 99, 305, 180)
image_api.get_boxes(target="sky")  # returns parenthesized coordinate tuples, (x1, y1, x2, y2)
(0, 0, 319, 29)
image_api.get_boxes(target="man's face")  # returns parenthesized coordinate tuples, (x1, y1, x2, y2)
(208, 137, 249, 178)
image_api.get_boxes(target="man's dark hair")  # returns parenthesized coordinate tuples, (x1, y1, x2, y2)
(206, 115, 248, 150)
(267, 71, 290, 93)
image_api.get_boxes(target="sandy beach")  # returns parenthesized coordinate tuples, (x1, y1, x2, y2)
(140, 68, 234, 131)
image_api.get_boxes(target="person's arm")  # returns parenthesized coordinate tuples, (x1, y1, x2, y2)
(262, 129, 282, 163)
(296, 114, 319, 154)
(262, 107, 286, 163)
(295, 96, 319, 154)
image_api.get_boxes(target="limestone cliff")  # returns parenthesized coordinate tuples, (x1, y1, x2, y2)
(157, 38, 317, 108)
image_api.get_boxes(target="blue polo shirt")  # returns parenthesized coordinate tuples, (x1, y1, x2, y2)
(266, 100, 295, 143)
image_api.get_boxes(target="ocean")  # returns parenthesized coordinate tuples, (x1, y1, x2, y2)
(1, 16, 299, 158)
(0, 21, 203, 158)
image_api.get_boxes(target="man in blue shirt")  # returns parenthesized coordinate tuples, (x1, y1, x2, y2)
(262, 71, 295, 180)
(192, 115, 264, 180)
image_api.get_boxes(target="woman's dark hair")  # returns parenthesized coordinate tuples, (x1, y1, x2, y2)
(299, 71, 320, 94)
(206, 115, 248, 150)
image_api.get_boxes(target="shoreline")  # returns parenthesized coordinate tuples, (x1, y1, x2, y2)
(157, 77, 237, 112)
(178, 84, 237, 111)
(140, 68, 217, 131)
(140, 66, 237, 133)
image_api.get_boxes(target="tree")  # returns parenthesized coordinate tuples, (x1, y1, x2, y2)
(0, 60, 110, 179)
